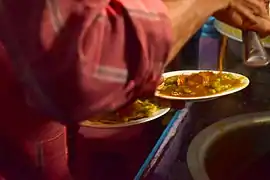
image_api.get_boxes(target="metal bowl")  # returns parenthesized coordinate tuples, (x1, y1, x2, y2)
(187, 111, 270, 180)
(225, 38, 270, 66)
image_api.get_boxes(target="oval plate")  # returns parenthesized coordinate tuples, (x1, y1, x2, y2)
(155, 70, 250, 101)
(80, 107, 170, 128)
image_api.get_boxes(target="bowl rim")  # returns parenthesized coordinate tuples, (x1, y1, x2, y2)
(187, 111, 270, 180)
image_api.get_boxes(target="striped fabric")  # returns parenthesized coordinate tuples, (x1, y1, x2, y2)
(0, 0, 172, 179)
(0, 0, 172, 121)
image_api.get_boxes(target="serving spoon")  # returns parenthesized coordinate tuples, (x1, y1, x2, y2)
(242, 31, 270, 67)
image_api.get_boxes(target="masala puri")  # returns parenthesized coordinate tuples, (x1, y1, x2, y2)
(81, 99, 169, 126)
(157, 71, 244, 97)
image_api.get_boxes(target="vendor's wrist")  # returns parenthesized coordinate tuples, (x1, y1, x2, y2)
(194, 0, 226, 16)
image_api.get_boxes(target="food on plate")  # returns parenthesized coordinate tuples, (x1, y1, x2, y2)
(157, 71, 242, 97)
(82, 99, 165, 125)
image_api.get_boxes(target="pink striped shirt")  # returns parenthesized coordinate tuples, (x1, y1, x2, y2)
(0, 0, 172, 179)
(0, 0, 172, 121)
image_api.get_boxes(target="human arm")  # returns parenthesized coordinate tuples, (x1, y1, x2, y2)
(163, 0, 222, 62)
(164, 0, 270, 62)
(214, 2, 270, 37)
(0, 0, 172, 122)
(22, 0, 173, 121)
(3, 0, 269, 122)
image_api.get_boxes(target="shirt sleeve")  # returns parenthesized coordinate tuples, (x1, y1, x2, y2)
(70, 0, 172, 120)
(24, 0, 172, 122)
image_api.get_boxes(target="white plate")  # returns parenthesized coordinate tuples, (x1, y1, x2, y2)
(80, 107, 170, 128)
(155, 70, 250, 101)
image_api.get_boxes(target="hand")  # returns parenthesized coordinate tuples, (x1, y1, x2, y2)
(214, 0, 270, 36)
(156, 98, 186, 110)
(139, 77, 185, 110)
(157, 77, 185, 110)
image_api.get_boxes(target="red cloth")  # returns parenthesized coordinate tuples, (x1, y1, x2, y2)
(0, 0, 172, 121)
(0, 0, 172, 179)
(73, 129, 150, 180)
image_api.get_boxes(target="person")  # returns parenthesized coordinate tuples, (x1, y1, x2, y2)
(0, 0, 269, 179)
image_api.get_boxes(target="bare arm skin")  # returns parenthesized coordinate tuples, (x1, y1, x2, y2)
(164, 0, 270, 61)
(163, 0, 222, 62)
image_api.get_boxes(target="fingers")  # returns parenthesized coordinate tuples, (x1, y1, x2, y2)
(234, 5, 257, 24)
(214, 8, 244, 29)
(229, 0, 270, 35)
(169, 100, 185, 109)
(264, 0, 270, 11)
(159, 77, 164, 85)
(155, 97, 185, 110)
(249, 17, 270, 35)
(232, 0, 267, 24)
(140, 78, 185, 110)
(215, 0, 270, 36)
(245, 0, 267, 15)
